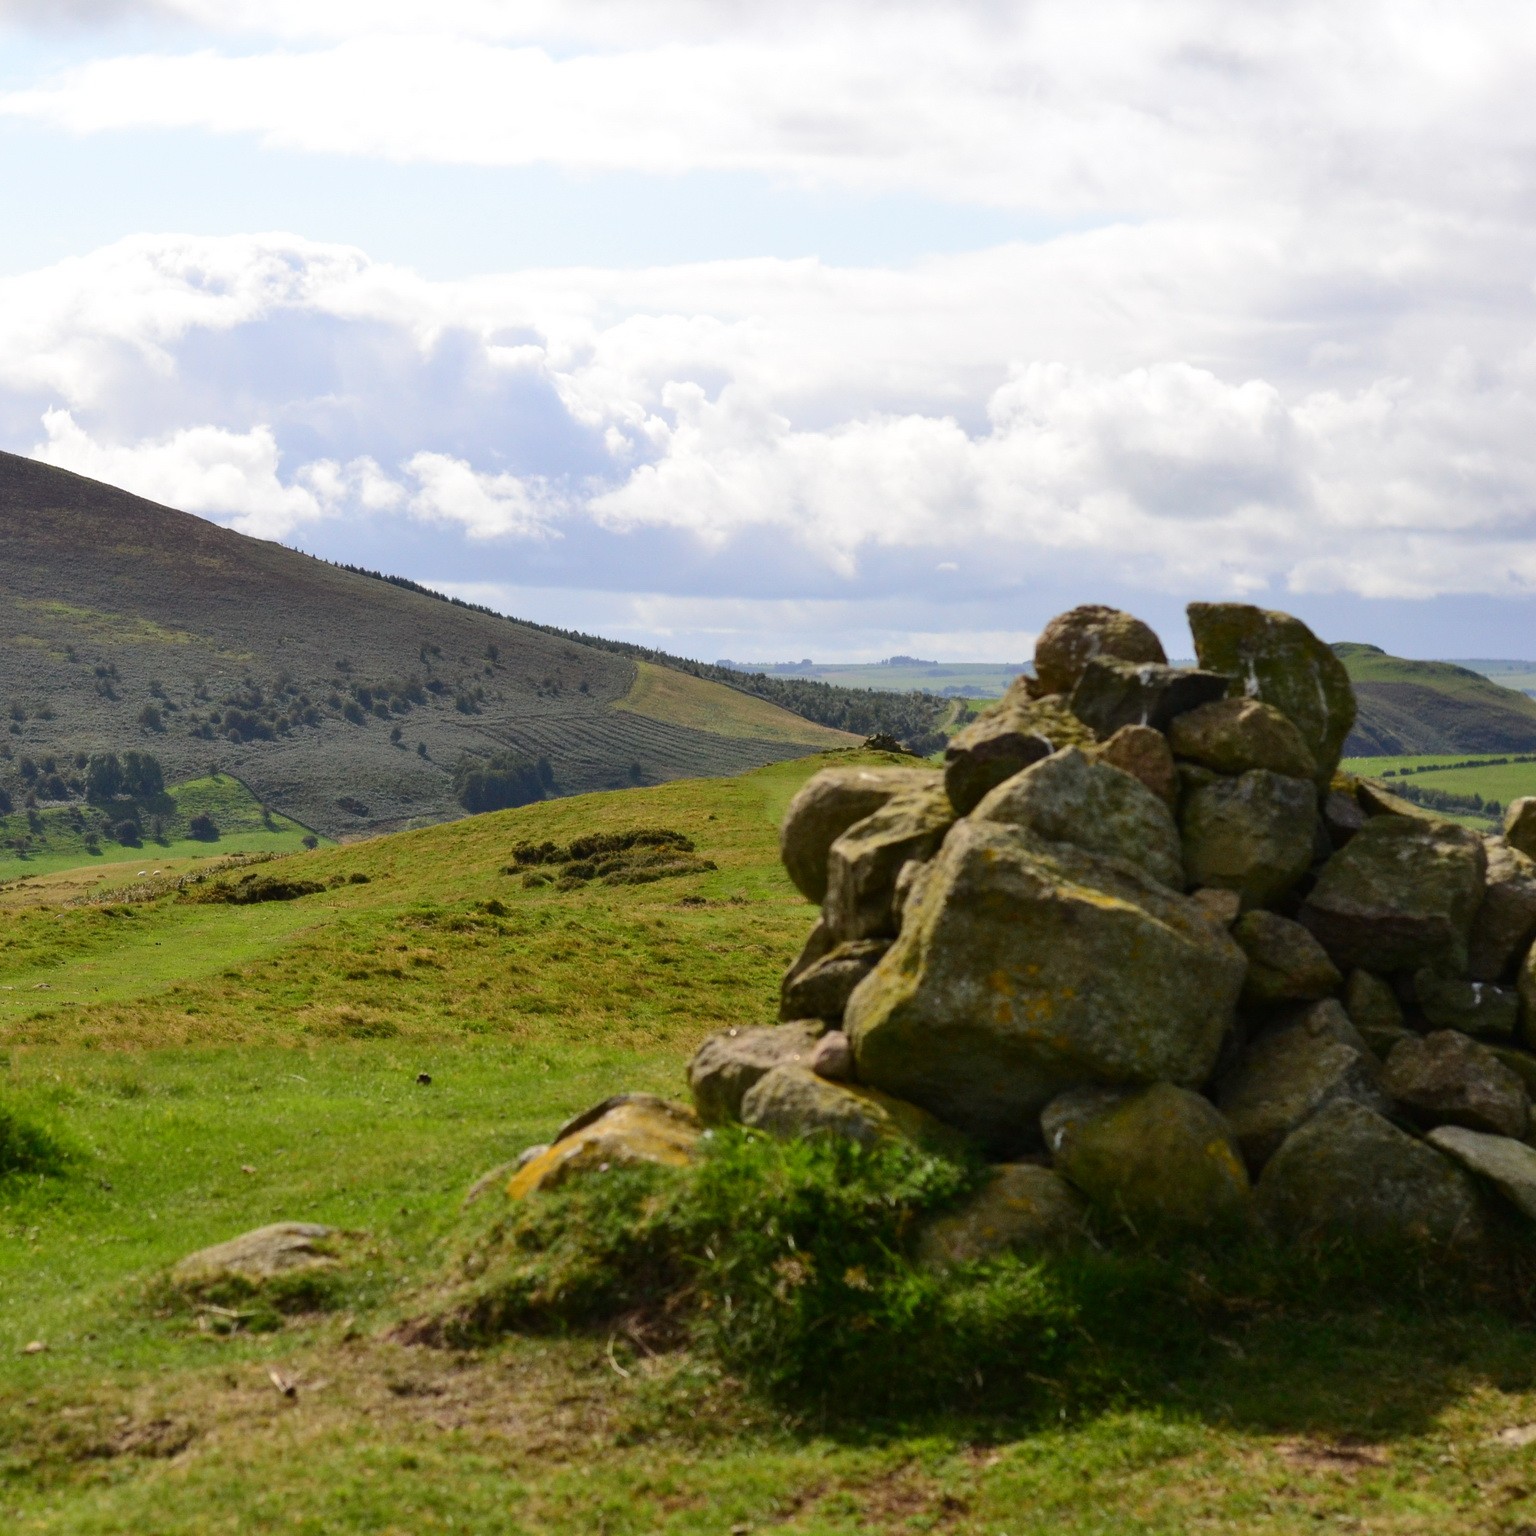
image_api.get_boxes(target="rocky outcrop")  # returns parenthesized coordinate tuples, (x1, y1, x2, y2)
(844, 819, 1245, 1150)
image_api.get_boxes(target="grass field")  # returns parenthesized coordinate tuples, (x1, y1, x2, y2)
(0, 774, 322, 883)
(6, 752, 1536, 1532)
(615, 659, 858, 747)
(1343, 753, 1536, 821)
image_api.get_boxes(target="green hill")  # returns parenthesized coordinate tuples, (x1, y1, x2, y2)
(0, 454, 851, 839)
(1335, 641, 1536, 754)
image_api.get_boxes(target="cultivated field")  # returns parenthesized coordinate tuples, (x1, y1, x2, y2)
(4, 754, 1536, 1532)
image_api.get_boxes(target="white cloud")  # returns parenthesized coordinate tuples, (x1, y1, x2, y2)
(403, 452, 562, 540)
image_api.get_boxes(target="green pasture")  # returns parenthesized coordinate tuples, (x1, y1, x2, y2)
(0, 774, 321, 882)
(4, 751, 1536, 1532)
(1344, 752, 1536, 815)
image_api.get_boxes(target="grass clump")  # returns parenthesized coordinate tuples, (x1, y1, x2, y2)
(439, 1130, 1075, 1417)
(0, 1101, 68, 1178)
(505, 827, 717, 890)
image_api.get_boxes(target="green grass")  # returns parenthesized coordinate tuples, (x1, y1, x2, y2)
(5, 749, 1536, 1532)
(0, 773, 322, 882)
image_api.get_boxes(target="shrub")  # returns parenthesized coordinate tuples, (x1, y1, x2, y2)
(137, 703, 164, 732)
(0, 787, 10, 815)
(453, 752, 553, 814)
(302, 834, 319, 850)
(188, 813, 219, 840)
(86, 750, 164, 802)
(0, 1105, 67, 1179)
(114, 819, 141, 846)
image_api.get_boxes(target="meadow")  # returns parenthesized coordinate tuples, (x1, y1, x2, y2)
(4, 752, 1536, 1533)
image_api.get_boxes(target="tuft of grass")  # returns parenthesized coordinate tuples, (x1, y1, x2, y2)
(0, 1101, 68, 1178)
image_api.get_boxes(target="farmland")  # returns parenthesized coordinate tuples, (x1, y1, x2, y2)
(4, 753, 1536, 1532)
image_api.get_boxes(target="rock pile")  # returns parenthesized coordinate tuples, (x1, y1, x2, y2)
(527, 602, 1536, 1262)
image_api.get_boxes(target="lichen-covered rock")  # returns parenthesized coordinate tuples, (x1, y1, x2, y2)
(171, 1224, 339, 1289)
(917, 1164, 1086, 1266)
(1382, 1031, 1530, 1139)
(1091, 723, 1178, 807)
(739, 1065, 967, 1154)
(1345, 968, 1404, 1035)
(1032, 605, 1168, 698)
(823, 783, 955, 941)
(1298, 815, 1488, 975)
(1069, 657, 1230, 739)
(1191, 887, 1243, 928)
(1187, 602, 1357, 784)
(780, 939, 889, 1022)
(1489, 1044, 1536, 1100)
(1044, 1082, 1252, 1234)
(942, 692, 1095, 816)
(1216, 1015, 1389, 1171)
(689, 1022, 826, 1125)
(1413, 970, 1520, 1041)
(509, 1095, 701, 1198)
(972, 746, 1184, 889)
(1427, 1125, 1536, 1221)
(780, 766, 941, 903)
(1354, 777, 1446, 821)
(1469, 840, 1536, 982)
(1256, 1099, 1486, 1252)
(1179, 769, 1317, 908)
(1323, 784, 1368, 846)
(1168, 697, 1318, 781)
(808, 1029, 854, 1080)
(1233, 910, 1343, 1005)
(845, 820, 1246, 1150)
(1505, 797, 1536, 860)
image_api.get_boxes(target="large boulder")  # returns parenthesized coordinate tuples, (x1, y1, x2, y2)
(1167, 697, 1318, 781)
(509, 1095, 701, 1198)
(1427, 1126, 1536, 1222)
(1187, 602, 1357, 784)
(1256, 1099, 1486, 1252)
(171, 1224, 340, 1290)
(971, 746, 1184, 889)
(1298, 815, 1487, 975)
(1044, 1082, 1252, 1235)
(780, 939, 888, 1022)
(689, 1021, 826, 1125)
(1413, 970, 1520, 1042)
(844, 820, 1246, 1151)
(1505, 798, 1536, 861)
(1232, 909, 1343, 1005)
(943, 692, 1095, 816)
(1216, 1013, 1390, 1171)
(1031, 604, 1168, 698)
(1382, 1031, 1530, 1139)
(823, 783, 955, 941)
(1091, 723, 1178, 807)
(1179, 769, 1318, 908)
(739, 1065, 966, 1155)
(780, 765, 940, 903)
(1069, 657, 1230, 739)
(917, 1164, 1086, 1266)
(1468, 839, 1536, 982)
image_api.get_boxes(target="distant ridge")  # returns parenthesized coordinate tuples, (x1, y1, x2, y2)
(1333, 642, 1536, 755)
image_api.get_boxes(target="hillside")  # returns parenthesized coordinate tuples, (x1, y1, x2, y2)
(1335, 642, 1536, 754)
(0, 453, 851, 838)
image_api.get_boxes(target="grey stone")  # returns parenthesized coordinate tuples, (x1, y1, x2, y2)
(1382, 1031, 1530, 1139)
(1256, 1100, 1486, 1252)
(780, 939, 889, 1022)
(1091, 723, 1179, 807)
(1298, 815, 1488, 975)
(942, 691, 1096, 815)
(1180, 769, 1318, 908)
(739, 1065, 967, 1155)
(1505, 797, 1536, 860)
(779, 765, 941, 903)
(1045, 1082, 1252, 1235)
(808, 1030, 855, 1081)
(1233, 910, 1343, 1005)
(1216, 1014, 1390, 1171)
(917, 1164, 1086, 1265)
(1032, 604, 1168, 698)
(1414, 970, 1520, 1042)
(1427, 1125, 1536, 1221)
(1187, 602, 1357, 784)
(972, 746, 1184, 889)
(1069, 657, 1231, 739)
(1168, 697, 1318, 780)
(171, 1224, 338, 1287)
(688, 1021, 825, 1125)
(844, 819, 1245, 1151)
(1469, 840, 1536, 982)
(823, 782, 955, 941)
(1323, 786, 1368, 846)
(1345, 968, 1404, 1035)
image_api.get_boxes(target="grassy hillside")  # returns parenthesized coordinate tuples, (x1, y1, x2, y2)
(1335, 642, 1536, 754)
(614, 659, 858, 746)
(4, 755, 1536, 1532)
(721, 659, 1026, 697)
(0, 454, 829, 841)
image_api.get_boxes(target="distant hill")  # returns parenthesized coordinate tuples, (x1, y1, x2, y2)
(0, 453, 854, 838)
(1335, 643, 1536, 754)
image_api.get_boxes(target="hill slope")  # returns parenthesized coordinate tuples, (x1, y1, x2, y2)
(1336, 642, 1536, 754)
(0, 453, 849, 837)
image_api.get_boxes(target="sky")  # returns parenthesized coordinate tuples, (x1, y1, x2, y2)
(5, 4, 1536, 661)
